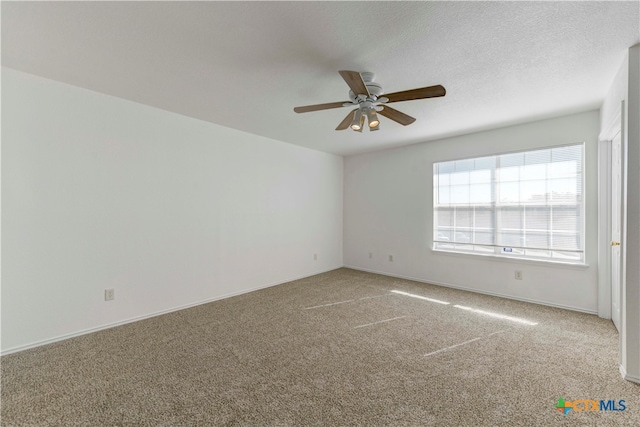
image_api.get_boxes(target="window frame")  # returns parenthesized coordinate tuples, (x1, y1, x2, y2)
(432, 142, 586, 265)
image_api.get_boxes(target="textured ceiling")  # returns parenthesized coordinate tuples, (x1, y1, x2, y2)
(2, 1, 639, 156)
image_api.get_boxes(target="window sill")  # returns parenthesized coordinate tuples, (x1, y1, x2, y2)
(431, 248, 590, 269)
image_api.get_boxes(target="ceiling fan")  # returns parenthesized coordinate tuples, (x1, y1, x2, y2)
(293, 70, 446, 132)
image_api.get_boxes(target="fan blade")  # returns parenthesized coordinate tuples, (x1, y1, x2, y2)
(378, 105, 416, 126)
(294, 101, 348, 113)
(339, 70, 370, 97)
(336, 109, 357, 130)
(384, 85, 446, 103)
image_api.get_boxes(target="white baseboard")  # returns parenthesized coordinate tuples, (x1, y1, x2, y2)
(1, 266, 342, 356)
(620, 364, 640, 384)
(343, 265, 598, 315)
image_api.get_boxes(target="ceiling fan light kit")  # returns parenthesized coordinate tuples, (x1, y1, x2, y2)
(350, 109, 364, 131)
(294, 70, 445, 133)
(365, 108, 379, 128)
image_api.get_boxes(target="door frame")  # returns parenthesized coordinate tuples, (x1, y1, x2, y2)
(598, 105, 623, 320)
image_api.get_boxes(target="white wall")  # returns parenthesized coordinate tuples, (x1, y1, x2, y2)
(622, 44, 640, 383)
(1, 68, 343, 353)
(344, 111, 600, 313)
(629, 43, 640, 384)
(599, 44, 640, 384)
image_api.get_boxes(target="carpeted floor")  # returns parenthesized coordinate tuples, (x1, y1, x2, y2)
(2, 268, 639, 426)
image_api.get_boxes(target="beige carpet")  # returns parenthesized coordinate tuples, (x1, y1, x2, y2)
(2, 268, 639, 426)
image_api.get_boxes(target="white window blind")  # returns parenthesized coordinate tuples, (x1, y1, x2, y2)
(433, 143, 584, 263)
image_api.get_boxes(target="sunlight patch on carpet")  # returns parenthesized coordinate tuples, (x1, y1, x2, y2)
(424, 330, 507, 357)
(453, 305, 538, 325)
(391, 290, 450, 305)
(354, 316, 407, 329)
(304, 299, 355, 309)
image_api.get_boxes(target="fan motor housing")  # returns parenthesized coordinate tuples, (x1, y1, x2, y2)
(348, 72, 384, 101)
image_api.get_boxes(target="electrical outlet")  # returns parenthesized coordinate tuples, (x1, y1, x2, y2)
(313, 253, 318, 261)
(105, 288, 115, 301)
(369, 252, 373, 259)
(515, 271, 523, 280)
(389, 255, 394, 262)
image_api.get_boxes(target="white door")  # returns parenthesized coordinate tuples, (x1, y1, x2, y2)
(611, 131, 622, 331)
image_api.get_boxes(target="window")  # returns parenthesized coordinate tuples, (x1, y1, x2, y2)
(433, 143, 584, 264)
